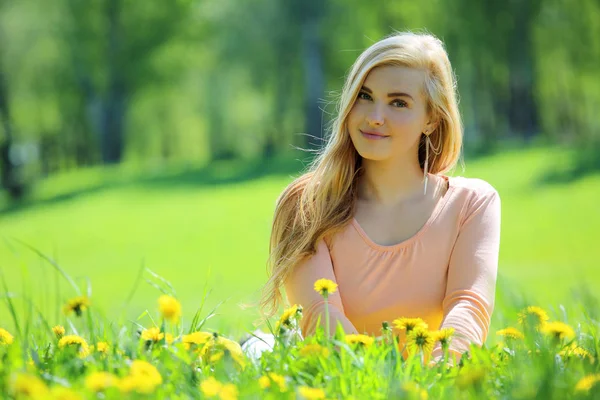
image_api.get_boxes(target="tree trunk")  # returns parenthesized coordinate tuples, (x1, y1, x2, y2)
(101, 0, 127, 164)
(508, 0, 539, 141)
(0, 68, 25, 200)
(301, 8, 325, 150)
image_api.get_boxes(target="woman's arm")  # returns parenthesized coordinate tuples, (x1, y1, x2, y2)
(431, 188, 502, 364)
(284, 239, 359, 338)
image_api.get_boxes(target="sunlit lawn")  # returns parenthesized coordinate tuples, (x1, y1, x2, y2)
(0, 145, 598, 338)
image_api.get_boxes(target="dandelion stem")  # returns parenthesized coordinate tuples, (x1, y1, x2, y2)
(324, 296, 330, 340)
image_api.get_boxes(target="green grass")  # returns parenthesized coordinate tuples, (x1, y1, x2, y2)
(0, 146, 598, 338)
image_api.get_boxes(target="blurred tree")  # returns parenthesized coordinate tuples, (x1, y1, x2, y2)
(0, 0, 26, 200)
(62, 0, 196, 164)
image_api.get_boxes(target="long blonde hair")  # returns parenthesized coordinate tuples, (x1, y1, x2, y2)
(259, 31, 463, 321)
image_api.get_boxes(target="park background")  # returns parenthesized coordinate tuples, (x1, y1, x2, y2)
(0, 0, 599, 339)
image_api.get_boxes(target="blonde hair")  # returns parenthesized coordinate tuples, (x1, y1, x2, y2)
(259, 31, 463, 321)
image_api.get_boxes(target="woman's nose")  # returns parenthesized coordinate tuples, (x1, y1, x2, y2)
(365, 105, 385, 126)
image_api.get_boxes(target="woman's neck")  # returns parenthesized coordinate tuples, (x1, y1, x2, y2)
(357, 157, 427, 206)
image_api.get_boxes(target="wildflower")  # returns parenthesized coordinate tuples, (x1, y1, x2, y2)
(201, 377, 223, 397)
(313, 278, 338, 297)
(559, 342, 595, 362)
(165, 333, 174, 344)
(141, 327, 164, 343)
(58, 335, 90, 357)
(63, 296, 90, 317)
(299, 343, 330, 358)
(263, 373, 287, 392)
(407, 327, 435, 355)
(456, 366, 487, 389)
(540, 321, 575, 341)
(90, 341, 110, 357)
(52, 325, 65, 339)
(298, 386, 326, 399)
(517, 306, 549, 328)
(401, 381, 428, 400)
(575, 374, 600, 393)
(275, 304, 303, 331)
(0, 328, 14, 345)
(200, 333, 246, 369)
(200, 377, 239, 399)
(9, 373, 49, 398)
(219, 384, 239, 400)
(393, 317, 428, 333)
(431, 328, 455, 348)
(158, 295, 182, 323)
(496, 327, 524, 340)
(127, 360, 163, 394)
(182, 331, 212, 350)
(258, 376, 270, 389)
(345, 334, 375, 347)
(85, 372, 118, 392)
(51, 386, 84, 400)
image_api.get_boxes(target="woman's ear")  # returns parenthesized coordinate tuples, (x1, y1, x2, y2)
(424, 118, 439, 135)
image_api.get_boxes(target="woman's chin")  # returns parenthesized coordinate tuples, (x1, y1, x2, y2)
(355, 149, 391, 162)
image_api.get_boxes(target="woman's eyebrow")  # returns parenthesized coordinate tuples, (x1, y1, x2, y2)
(361, 85, 414, 101)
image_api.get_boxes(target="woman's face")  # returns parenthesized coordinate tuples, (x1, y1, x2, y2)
(347, 65, 435, 163)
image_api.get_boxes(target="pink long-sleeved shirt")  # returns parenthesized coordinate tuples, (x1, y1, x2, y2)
(284, 175, 501, 361)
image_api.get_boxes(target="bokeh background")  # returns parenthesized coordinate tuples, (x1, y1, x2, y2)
(0, 0, 599, 338)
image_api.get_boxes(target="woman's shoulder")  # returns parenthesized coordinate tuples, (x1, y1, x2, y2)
(447, 175, 501, 223)
(449, 175, 499, 198)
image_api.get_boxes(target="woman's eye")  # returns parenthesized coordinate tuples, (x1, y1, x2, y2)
(357, 92, 372, 101)
(392, 99, 408, 108)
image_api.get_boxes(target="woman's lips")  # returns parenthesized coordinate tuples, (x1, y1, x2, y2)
(361, 130, 389, 140)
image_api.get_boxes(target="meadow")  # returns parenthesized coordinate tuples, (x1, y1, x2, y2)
(1, 145, 600, 398)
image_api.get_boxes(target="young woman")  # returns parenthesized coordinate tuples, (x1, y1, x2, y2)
(253, 31, 501, 364)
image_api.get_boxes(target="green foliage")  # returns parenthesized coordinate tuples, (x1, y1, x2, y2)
(0, 265, 599, 399)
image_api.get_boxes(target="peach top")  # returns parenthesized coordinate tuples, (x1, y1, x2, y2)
(284, 175, 501, 360)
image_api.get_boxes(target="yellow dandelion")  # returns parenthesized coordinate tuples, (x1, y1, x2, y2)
(456, 366, 487, 389)
(158, 295, 182, 323)
(52, 325, 65, 339)
(266, 373, 287, 392)
(299, 343, 330, 358)
(258, 376, 270, 389)
(393, 317, 428, 333)
(345, 334, 375, 347)
(559, 342, 595, 362)
(575, 374, 600, 392)
(95, 341, 110, 354)
(219, 383, 239, 400)
(117, 375, 139, 394)
(182, 331, 212, 350)
(401, 381, 428, 400)
(58, 335, 90, 357)
(141, 327, 164, 343)
(407, 327, 435, 355)
(63, 296, 90, 317)
(0, 328, 14, 345)
(540, 321, 575, 341)
(298, 386, 326, 399)
(496, 327, 525, 340)
(275, 304, 303, 331)
(431, 328, 455, 347)
(51, 386, 84, 400)
(165, 333, 175, 344)
(313, 278, 338, 297)
(128, 360, 163, 394)
(517, 306, 549, 328)
(201, 377, 223, 397)
(199, 333, 247, 370)
(9, 373, 49, 398)
(85, 372, 118, 392)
